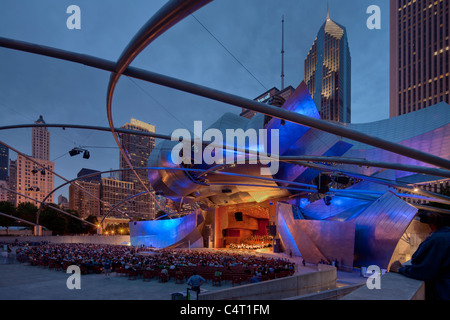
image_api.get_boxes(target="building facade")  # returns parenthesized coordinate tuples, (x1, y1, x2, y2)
(0, 145, 8, 181)
(389, 0, 449, 117)
(241, 86, 295, 120)
(68, 168, 102, 217)
(304, 9, 351, 123)
(58, 194, 69, 210)
(10, 115, 55, 207)
(32, 115, 50, 161)
(119, 118, 156, 220)
(389, 0, 450, 197)
(0, 180, 8, 202)
(7, 159, 17, 205)
(69, 180, 101, 218)
(15, 154, 54, 206)
(100, 177, 134, 219)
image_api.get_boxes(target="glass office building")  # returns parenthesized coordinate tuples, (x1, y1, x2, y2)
(305, 9, 351, 123)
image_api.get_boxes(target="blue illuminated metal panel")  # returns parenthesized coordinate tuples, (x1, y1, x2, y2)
(302, 194, 371, 221)
(265, 82, 320, 155)
(340, 102, 450, 180)
(129, 210, 203, 248)
(277, 203, 302, 257)
(277, 202, 355, 270)
(348, 191, 417, 269)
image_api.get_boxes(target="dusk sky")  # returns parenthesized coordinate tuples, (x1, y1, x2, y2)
(0, 0, 390, 199)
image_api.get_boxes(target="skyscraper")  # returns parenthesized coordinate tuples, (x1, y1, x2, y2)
(0, 145, 8, 181)
(119, 118, 156, 220)
(100, 177, 134, 218)
(32, 115, 50, 161)
(304, 8, 351, 123)
(15, 154, 54, 206)
(13, 115, 54, 206)
(389, 0, 449, 117)
(69, 168, 101, 218)
(7, 159, 16, 205)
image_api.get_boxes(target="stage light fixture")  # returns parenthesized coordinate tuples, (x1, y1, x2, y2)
(69, 147, 90, 159)
(316, 174, 332, 194)
(69, 148, 82, 156)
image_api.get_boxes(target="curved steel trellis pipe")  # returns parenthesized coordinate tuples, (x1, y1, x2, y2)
(0, 211, 39, 227)
(4, 130, 449, 215)
(44, 165, 450, 225)
(0, 140, 128, 221)
(106, 0, 213, 213)
(100, 190, 198, 224)
(281, 156, 450, 179)
(189, 181, 450, 205)
(2, 124, 450, 180)
(100, 191, 148, 225)
(1, 36, 449, 170)
(0, 185, 97, 227)
(0, 123, 172, 140)
(413, 203, 450, 215)
(294, 160, 450, 204)
(43, 166, 316, 213)
(0, 140, 126, 219)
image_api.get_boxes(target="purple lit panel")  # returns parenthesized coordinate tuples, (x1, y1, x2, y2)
(129, 211, 202, 248)
(348, 191, 417, 268)
(277, 202, 355, 269)
(265, 82, 320, 155)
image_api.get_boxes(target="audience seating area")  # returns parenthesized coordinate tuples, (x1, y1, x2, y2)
(14, 243, 296, 286)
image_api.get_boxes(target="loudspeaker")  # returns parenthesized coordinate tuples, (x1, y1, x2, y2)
(234, 212, 243, 221)
(315, 174, 332, 194)
(266, 225, 277, 236)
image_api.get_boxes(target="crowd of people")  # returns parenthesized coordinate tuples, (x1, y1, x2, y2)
(228, 234, 273, 251)
(14, 243, 296, 282)
(228, 242, 271, 250)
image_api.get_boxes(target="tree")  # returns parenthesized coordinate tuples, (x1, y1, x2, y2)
(39, 204, 68, 235)
(0, 201, 16, 235)
(16, 202, 38, 224)
(65, 209, 85, 235)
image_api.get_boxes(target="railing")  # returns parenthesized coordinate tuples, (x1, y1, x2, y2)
(340, 272, 425, 300)
(198, 264, 336, 300)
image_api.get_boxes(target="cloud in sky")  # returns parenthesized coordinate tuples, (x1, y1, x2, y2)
(0, 0, 390, 198)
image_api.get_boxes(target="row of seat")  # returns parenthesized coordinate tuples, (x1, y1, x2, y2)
(113, 265, 294, 287)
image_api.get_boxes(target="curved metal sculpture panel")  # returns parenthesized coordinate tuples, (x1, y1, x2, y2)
(277, 202, 355, 270)
(129, 209, 205, 248)
(348, 191, 418, 268)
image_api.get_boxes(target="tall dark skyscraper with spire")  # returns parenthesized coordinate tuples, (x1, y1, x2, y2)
(304, 8, 351, 123)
